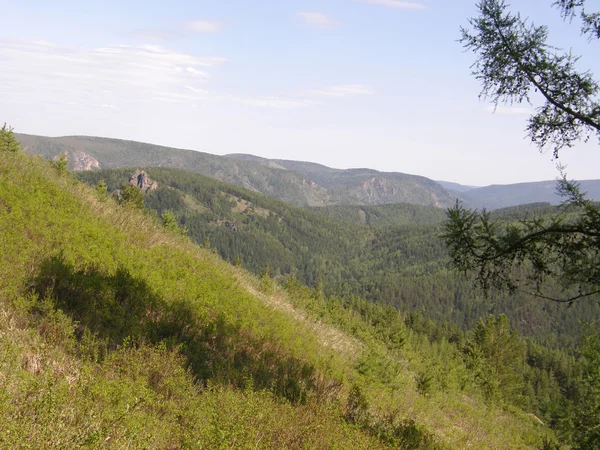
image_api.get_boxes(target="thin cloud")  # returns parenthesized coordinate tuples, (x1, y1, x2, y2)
(485, 105, 532, 116)
(308, 84, 376, 97)
(185, 20, 226, 33)
(0, 40, 227, 111)
(297, 12, 341, 29)
(364, 0, 427, 10)
(0, 40, 330, 113)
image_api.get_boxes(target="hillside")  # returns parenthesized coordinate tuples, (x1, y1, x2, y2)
(0, 135, 564, 448)
(310, 203, 448, 227)
(77, 167, 600, 352)
(17, 133, 456, 208)
(227, 153, 456, 207)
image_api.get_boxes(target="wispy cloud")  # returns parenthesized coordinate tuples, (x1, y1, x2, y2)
(0, 39, 372, 115)
(308, 84, 376, 97)
(485, 105, 532, 116)
(0, 40, 227, 111)
(185, 20, 226, 33)
(363, 0, 427, 10)
(297, 12, 341, 29)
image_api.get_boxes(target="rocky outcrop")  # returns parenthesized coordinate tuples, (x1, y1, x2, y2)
(52, 150, 101, 171)
(129, 170, 159, 192)
(72, 151, 101, 171)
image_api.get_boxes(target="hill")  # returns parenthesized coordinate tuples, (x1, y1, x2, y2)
(16, 133, 456, 208)
(77, 167, 600, 352)
(460, 179, 600, 209)
(227, 153, 456, 207)
(435, 180, 479, 193)
(0, 134, 564, 448)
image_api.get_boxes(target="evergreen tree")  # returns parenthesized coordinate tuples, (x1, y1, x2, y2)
(118, 184, 145, 210)
(463, 314, 526, 404)
(95, 180, 108, 201)
(0, 124, 21, 152)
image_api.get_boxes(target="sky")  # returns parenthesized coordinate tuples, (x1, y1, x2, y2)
(1, 0, 599, 186)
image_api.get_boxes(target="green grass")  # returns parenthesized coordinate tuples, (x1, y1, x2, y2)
(0, 149, 557, 448)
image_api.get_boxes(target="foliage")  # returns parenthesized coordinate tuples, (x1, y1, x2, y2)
(311, 203, 448, 227)
(446, 0, 600, 302)
(51, 152, 69, 175)
(0, 143, 560, 448)
(0, 123, 21, 152)
(558, 328, 600, 449)
(444, 178, 600, 303)
(446, 0, 600, 303)
(463, 314, 526, 404)
(95, 179, 108, 201)
(117, 183, 145, 210)
(460, 0, 600, 156)
(161, 210, 186, 235)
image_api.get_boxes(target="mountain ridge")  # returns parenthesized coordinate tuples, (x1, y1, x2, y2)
(16, 133, 456, 208)
(17, 133, 600, 210)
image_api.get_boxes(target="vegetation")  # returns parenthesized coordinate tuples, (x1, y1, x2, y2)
(310, 203, 448, 227)
(446, 0, 600, 304)
(1, 135, 569, 448)
(443, 1, 600, 447)
(77, 167, 600, 351)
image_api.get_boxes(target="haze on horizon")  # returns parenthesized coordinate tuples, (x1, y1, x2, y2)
(1, 0, 599, 186)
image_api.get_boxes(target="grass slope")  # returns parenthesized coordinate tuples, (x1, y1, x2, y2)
(0, 150, 553, 448)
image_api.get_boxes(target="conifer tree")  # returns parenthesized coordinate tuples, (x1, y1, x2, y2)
(0, 124, 21, 152)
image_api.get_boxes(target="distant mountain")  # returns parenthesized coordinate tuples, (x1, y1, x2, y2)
(436, 180, 479, 193)
(17, 134, 456, 208)
(461, 180, 600, 209)
(19, 133, 599, 211)
(226, 154, 456, 207)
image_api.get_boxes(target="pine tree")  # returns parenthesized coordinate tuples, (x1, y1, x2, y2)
(0, 124, 21, 152)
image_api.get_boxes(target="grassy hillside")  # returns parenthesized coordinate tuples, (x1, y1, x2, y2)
(0, 139, 561, 448)
(77, 167, 600, 351)
(17, 133, 456, 208)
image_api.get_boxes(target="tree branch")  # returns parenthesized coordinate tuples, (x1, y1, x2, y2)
(491, 9, 600, 132)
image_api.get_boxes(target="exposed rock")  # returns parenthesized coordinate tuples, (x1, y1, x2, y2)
(129, 170, 159, 192)
(72, 150, 101, 171)
(52, 150, 101, 171)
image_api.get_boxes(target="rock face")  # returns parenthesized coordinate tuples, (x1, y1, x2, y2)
(129, 170, 159, 192)
(72, 151, 101, 171)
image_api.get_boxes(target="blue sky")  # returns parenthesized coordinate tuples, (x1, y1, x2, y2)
(1, 0, 599, 185)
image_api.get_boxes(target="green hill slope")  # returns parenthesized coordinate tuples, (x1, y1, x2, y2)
(0, 139, 559, 448)
(77, 167, 600, 350)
